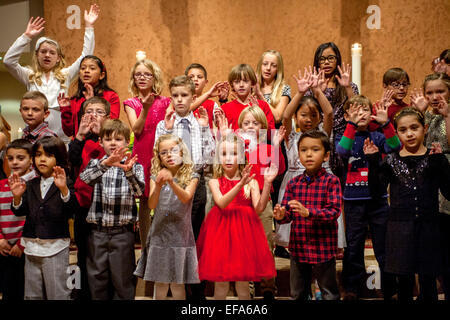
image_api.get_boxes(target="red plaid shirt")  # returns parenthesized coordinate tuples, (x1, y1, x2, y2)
(22, 122, 57, 144)
(279, 168, 342, 264)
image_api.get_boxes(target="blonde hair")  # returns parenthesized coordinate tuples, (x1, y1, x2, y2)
(213, 133, 252, 198)
(29, 39, 67, 88)
(256, 50, 286, 107)
(128, 59, 164, 96)
(151, 134, 194, 188)
(21, 91, 49, 111)
(238, 106, 268, 129)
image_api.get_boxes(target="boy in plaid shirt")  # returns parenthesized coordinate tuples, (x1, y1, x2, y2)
(274, 130, 342, 300)
(80, 119, 145, 300)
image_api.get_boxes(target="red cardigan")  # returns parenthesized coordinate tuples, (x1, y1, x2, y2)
(61, 90, 120, 137)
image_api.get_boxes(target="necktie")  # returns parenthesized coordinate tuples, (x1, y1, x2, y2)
(180, 118, 191, 157)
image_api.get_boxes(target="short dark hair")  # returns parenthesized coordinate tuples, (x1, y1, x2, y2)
(383, 68, 410, 86)
(393, 107, 425, 129)
(297, 129, 331, 153)
(32, 136, 69, 173)
(82, 96, 111, 116)
(185, 63, 207, 79)
(169, 75, 196, 95)
(6, 139, 33, 156)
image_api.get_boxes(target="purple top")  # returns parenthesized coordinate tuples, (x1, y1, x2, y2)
(123, 96, 171, 197)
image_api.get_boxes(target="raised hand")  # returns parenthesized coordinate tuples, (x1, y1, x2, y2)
(363, 137, 379, 155)
(317, 68, 329, 92)
(141, 92, 156, 109)
(240, 164, 255, 186)
(263, 163, 279, 184)
(248, 94, 259, 107)
(52, 166, 67, 191)
(218, 82, 230, 102)
(435, 95, 449, 117)
(164, 110, 176, 130)
(215, 110, 232, 136)
(273, 204, 286, 220)
(8, 173, 26, 199)
(429, 142, 442, 155)
(288, 200, 309, 218)
(76, 114, 93, 139)
(120, 154, 138, 172)
(371, 102, 389, 125)
(57, 92, 71, 108)
(83, 83, 94, 100)
(24, 17, 45, 39)
(410, 88, 428, 112)
(272, 126, 286, 147)
(195, 106, 209, 127)
(380, 89, 395, 110)
(336, 63, 352, 88)
(207, 81, 226, 99)
(347, 103, 364, 124)
(84, 4, 100, 27)
(293, 68, 312, 94)
(103, 147, 127, 167)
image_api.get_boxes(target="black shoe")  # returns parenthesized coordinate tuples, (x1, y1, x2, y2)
(263, 291, 276, 301)
(274, 245, 290, 259)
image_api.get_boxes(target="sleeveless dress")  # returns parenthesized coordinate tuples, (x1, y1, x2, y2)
(134, 175, 200, 284)
(196, 177, 276, 282)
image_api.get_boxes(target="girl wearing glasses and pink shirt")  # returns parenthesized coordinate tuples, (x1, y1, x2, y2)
(123, 59, 171, 249)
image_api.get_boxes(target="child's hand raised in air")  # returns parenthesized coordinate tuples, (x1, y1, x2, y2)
(310, 68, 326, 92)
(8, 173, 27, 201)
(248, 94, 259, 107)
(83, 83, 94, 100)
(410, 88, 428, 112)
(164, 109, 176, 130)
(371, 102, 389, 125)
(218, 82, 230, 103)
(53, 166, 69, 195)
(380, 89, 395, 110)
(76, 114, 94, 140)
(207, 81, 228, 99)
(272, 126, 286, 148)
(363, 138, 379, 155)
(347, 103, 365, 125)
(215, 110, 232, 137)
(430, 142, 442, 155)
(240, 164, 255, 186)
(263, 163, 279, 184)
(293, 68, 313, 94)
(435, 95, 449, 117)
(102, 147, 127, 167)
(120, 154, 138, 172)
(24, 16, 45, 39)
(57, 92, 71, 108)
(288, 200, 309, 218)
(141, 92, 156, 110)
(273, 204, 286, 220)
(336, 63, 352, 88)
(195, 106, 209, 127)
(84, 4, 100, 28)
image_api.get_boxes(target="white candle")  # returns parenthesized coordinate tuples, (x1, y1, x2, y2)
(351, 43, 362, 92)
(17, 127, 22, 140)
(136, 50, 146, 62)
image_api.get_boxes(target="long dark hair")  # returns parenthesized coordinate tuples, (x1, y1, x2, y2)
(73, 55, 115, 100)
(313, 42, 348, 106)
(32, 136, 69, 175)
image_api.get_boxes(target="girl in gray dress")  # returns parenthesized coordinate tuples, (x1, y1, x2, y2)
(134, 134, 200, 300)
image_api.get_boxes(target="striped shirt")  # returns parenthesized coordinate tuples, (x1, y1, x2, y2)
(22, 122, 57, 144)
(0, 170, 37, 249)
(80, 156, 145, 227)
(279, 168, 342, 264)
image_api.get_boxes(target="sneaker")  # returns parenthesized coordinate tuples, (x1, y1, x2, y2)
(263, 291, 275, 301)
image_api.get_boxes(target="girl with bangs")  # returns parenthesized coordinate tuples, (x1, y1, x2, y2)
(3, 4, 100, 144)
(134, 134, 200, 300)
(123, 59, 171, 249)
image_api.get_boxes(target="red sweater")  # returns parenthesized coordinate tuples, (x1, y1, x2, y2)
(0, 179, 25, 250)
(221, 99, 275, 131)
(193, 99, 216, 129)
(369, 100, 409, 132)
(61, 90, 120, 137)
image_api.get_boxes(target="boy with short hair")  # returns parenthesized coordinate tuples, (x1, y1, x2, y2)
(335, 95, 401, 300)
(19, 91, 57, 143)
(369, 67, 410, 131)
(80, 118, 145, 300)
(274, 130, 342, 300)
(0, 139, 37, 300)
(155, 75, 215, 300)
(185, 63, 229, 129)
(68, 96, 110, 300)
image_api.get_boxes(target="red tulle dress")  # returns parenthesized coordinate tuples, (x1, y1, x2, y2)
(196, 177, 277, 282)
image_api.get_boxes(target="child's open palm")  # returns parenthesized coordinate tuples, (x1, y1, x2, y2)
(164, 110, 176, 130)
(57, 92, 71, 108)
(83, 83, 94, 100)
(336, 63, 352, 87)
(273, 126, 286, 148)
(371, 103, 389, 125)
(24, 17, 45, 39)
(240, 164, 255, 186)
(8, 173, 26, 199)
(410, 89, 428, 112)
(120, 154, 138, 172)
(84, 4, 100, 27)
(195, 106, 209, 127)
(53, 166, 67, 190)
(347, 103, 364, 124)
(436, 95, 449, 117)
(273, 204, 286, 220)
(103, 147, 127, 167)
(263, 163, 279, 184)
(363, 138, 379, 155)
(293, 68, 312, 94)
(380, 89, 395, 110)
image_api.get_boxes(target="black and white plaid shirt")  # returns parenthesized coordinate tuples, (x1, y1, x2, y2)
(80, 156, 145, 227)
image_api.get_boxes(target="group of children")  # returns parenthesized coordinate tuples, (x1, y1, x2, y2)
(0, 3, 450, 302)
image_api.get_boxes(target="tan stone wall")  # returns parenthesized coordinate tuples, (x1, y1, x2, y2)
(43, 0, 450, 123)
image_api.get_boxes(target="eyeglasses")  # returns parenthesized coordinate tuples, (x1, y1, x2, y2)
(134, 72, 153, 79)
(389, 82, 410, 89)
(85, 109, 107, 116)
(159, 146, 181, 158)
(319, 55, 337, 64)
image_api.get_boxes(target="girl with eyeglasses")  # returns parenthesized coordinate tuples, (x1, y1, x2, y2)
(123, 59, 171, 250)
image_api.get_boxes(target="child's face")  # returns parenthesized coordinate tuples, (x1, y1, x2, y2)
(84, 102, 108, 134)
(20, 99, 49, 130)
(34, 145, 56, 178)
(158, 139, 183, 169)
(424, 80, 450, 113)
(6, 148, 32, 177)
(219, 141, 240, 175)
(79, 58, 105, 87)
(295, 103, 321, 132)
(395, 115, 425, 152)
(240, 112, 263, 137)
(318, 47, 337, 77)
(344, 103, 372, 129)
(100, 133, 128, 156)
(384, 77, 409, 102)
(187, 68, 208, 95)
(170, 85, 195, 117)
(261, 53, 278, 83)
(232, 76, 252, 101)
(133, 64, 154, 93)
(36, 42, 60, 72)
(298, 137, 329, 173)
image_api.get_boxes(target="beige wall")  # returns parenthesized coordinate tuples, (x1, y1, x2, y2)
(37, 0, 450, 124)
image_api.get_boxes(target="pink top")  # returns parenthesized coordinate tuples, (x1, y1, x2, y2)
(123, 96, 171, 197)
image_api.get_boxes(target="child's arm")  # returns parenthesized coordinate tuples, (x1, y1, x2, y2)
(66, 4, 98, 81)
(373, 104, 401, 153)
(168, 176, 199, 205)
(254, 163, 278, 214)
(336, 104, 364, 158)
(198, 108, 216, 165)
(124, 94, 156, 136)
(306, 176, 342, 221)
(189, 82, 226, 112)
(114, 153, 145, 198)
(8, 173, 28, 216)
(79, 158, 107, 186)
(209, 165, 255, 209)
(336, 63, 356, 100)
(148, 178, 161, 209)
(436, 153, 450, 201)
(364, 138, 391, 198)
(3, 17, 45, 86)
(311, 69, 333, 136)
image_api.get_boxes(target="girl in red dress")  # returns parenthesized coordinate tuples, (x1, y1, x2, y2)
(196, 133, 277, 300)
